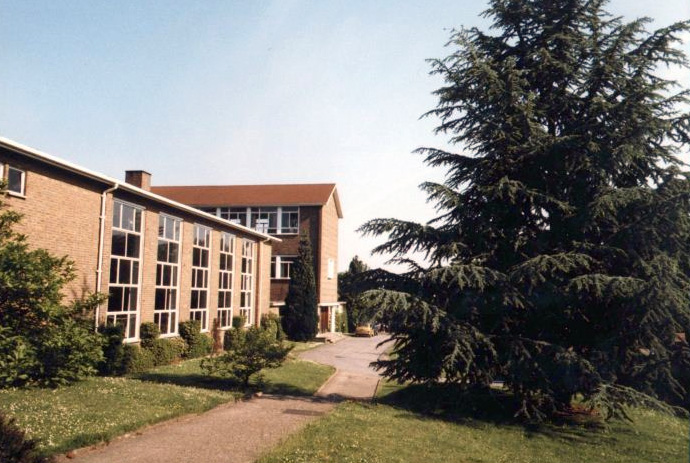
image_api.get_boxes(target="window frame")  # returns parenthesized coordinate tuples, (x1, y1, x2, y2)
(271, 255, 297, 280)
(239, 239, 255, 326)
(107, 200, 145, 342)
(6, 165, 26, 197)
(154, 214, 182, 337)
(217, 232, 235, 329)
(190, 224, 212, 332)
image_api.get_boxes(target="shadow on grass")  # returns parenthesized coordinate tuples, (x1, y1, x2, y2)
(131, 371, 235, 392)
(131, 369, 315, 397)
(377, 383, 605, 439)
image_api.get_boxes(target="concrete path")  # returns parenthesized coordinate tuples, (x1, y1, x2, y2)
(59, 395, 335, 463)
(60, 335, 390, 463)
(300, 334, 389, 401)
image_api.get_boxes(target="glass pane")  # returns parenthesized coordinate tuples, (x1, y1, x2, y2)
(113, 203, 121, 228)
(170, 289, 177, 309)
(128, 314, 136, 338)
(108, 287, 123, 311)
(158, 215, 165, 238)
(134, 209, 142, 232)
(8, 168, 23, 194)
(122, 205, 134, 231)
(159, 312, 169, 334)
(201, 249, 209, 268)
(172, 267, 178, 286)
(163, 265, 171, 286)
(119, 259, 131, 284)
(174, 220, 181, 241)
(169, 242, 179, 263)
(191, 290, 199, 309)
(193, 248, 200, 267)
(158, 241, 167, 262)
(111, 231, 126, 256)
(132, 261, 139, 282)
(126, 234, 140, 258)
(128, 288, 138, 310)
(155, 288, 165, 310)
(165, 217, 174, 240)
(109, 259, 118, 284)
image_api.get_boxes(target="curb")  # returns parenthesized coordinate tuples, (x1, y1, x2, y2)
(314, 368, 340, 398)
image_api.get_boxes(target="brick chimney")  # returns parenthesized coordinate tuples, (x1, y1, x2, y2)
(125, 170, 152, 191)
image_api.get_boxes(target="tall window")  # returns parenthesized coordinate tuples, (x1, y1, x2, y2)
(240, 240, 255, 326)
(191, 225, 211, 331)
(108, 201, 143, 340)
(271, 255, 296, 279)
(218, 233, 235, 328)
(155, 215, 181, 335)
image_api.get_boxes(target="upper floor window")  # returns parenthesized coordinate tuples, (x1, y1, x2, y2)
(205, 206, 300, 235)
(271, 255, 296, 279)
(280, 207, 299, 234)
(7, 166, 25, 196)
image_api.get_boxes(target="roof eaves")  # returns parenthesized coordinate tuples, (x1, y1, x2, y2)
(0, 137, 280, 243)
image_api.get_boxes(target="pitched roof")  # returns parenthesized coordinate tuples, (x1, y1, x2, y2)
(151, 184, 343, 218)
(0, 137, 279, 242)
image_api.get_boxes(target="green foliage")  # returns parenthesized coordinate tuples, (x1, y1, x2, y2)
(281, 233, 319, 341)
(139, 322, 160, 348)
(0, 412, 52, 463)
(231, 315, 245, 329)
(204, 325, 293, 387)
(98, 324, 126, 375)
(335, 309, 348, 333)
(32, 318, 103, 387)
(0, 327, 36, 388)
(0, 190, 104, 388)
(360, 0, 690, 420)
(147, 338, 185, 367)
(338, 256, 377, 332)
(122, 345, 156, 374)
(178, 320, 212, 359)
(261, 313, 286, 341)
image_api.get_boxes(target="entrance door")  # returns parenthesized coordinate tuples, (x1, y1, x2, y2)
(319, 307, 329, 333)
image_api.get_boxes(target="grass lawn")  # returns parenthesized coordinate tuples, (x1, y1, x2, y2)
(0, 358, 334, 456)
(258, 382, 688, 463)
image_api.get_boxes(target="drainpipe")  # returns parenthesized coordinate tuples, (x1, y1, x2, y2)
(95, 183, 119, 331)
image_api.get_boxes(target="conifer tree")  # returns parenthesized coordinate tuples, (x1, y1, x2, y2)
(281, 233, 319, 341)
(361, 0, 690, 420)
(339, 256, 376, 331)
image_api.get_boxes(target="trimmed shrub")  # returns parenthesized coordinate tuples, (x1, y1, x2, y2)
(179, 320, 213, 359)
(231, 315, 245, 329)
(122, 345, 156, 374)
(148, 338, 185, 366)
(0, 412, 53, 463)
(139, 323, 160, 348)
(97, 324, 126, 376)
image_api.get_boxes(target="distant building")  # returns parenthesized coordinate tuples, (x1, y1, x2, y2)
(0, 137, 277, 342)
(151, 183, 344, 332)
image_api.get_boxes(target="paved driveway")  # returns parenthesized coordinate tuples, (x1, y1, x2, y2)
(300, 334, 390, 400)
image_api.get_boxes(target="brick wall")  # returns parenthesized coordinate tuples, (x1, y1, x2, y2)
(318, 195, 339, 304)
(0, 147, 107, 301)
(0, 145, 273, 342)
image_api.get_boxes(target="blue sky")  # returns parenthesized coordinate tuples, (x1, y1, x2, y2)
(1, 0, 688, 270)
